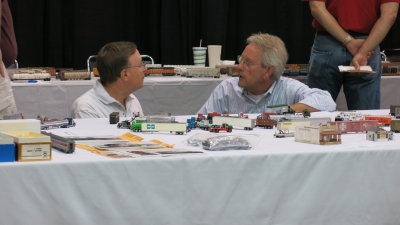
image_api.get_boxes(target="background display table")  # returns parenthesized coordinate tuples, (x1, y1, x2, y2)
(11, 76, 400, 118)
(11, 76, 225, 118)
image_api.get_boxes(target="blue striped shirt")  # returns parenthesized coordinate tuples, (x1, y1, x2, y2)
(197, 77, 336, 114)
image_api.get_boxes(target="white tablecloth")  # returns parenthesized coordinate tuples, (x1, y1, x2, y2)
(1, 111, 400, 225)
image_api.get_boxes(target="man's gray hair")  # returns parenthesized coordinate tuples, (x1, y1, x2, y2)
(247, 33, 288, 80)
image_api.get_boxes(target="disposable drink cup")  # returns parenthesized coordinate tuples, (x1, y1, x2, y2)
(193, 47, 207, 67)
(208, 45, 222, 68)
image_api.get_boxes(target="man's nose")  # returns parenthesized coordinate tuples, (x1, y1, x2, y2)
(235, 64, 243, 72)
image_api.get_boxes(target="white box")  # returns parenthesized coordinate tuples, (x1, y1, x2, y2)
(0, 119, 41, 133)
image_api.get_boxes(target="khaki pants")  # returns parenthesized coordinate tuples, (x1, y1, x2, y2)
(0, 62, 17, 119)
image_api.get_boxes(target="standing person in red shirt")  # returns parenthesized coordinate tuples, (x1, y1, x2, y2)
(305, 0, 399, 110)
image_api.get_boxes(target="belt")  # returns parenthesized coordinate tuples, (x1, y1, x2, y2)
(317, 31, 368, 37)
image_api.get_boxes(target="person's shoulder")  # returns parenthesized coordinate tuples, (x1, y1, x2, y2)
(212, 77, 240, 94)
(219, 77, 239, 88)
(224, 76, 239, 83)
(275, 77, 310, 95)
(71, 89, 101, 118)
(127, 93, 142, 106)
(73, 88, 97, 107)
(279, 76, 306, 86)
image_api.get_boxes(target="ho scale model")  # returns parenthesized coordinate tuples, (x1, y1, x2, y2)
(295, 124, 341, 145)
(212, 115, 255, 130)
(131, 120, 189, 135)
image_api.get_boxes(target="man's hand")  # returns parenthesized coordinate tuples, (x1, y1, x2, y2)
(350, 2, 399, 70)
(290, 103, 318, 113)
(351, 52, 369, 70)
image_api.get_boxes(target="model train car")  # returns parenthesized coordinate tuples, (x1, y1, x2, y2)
(364, 116, 392, 126)
(256, 113, 276, 129)
(144, 67, 175, 76)
(329, 120, 379, 134)
(208, 123, 233, 133)
(265, 104, 295, 114)
(131, 121, 189, 135)
(212, 116, 255, 130)
(390, 120, 400, 133)
(40, 118, 76, 130)
(390, 105, 400, 118)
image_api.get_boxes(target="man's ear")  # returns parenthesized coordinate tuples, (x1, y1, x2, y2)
(120, 69, 128, 80)
(263, 65, 275, 79)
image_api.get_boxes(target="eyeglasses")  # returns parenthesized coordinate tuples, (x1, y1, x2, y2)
(238, 55, 262, 68)
(123, 62, 146, 70)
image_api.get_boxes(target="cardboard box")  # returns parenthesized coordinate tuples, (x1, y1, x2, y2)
(0, 119, 40, 133)
(1, 132, 51, 161)
(0, 134, 15, 162)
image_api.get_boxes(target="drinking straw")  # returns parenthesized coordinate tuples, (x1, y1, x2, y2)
(199, 39, 202, 47)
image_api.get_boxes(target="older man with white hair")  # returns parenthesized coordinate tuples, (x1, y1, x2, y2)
(198, 33, 336, 114)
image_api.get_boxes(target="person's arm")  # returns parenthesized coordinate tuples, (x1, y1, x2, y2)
(309, 1, 365, 56)
(290, 103, 318, 113)
(0, 51, 4, 78)
(351, 2, 399, 69)
(292, 87, 336, 112)
(285, 78, 336, 112)
(0, 1, 4, 78)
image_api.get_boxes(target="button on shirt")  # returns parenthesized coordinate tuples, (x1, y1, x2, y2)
(197, 77, 336, 114)
(71, 80, 143, 118)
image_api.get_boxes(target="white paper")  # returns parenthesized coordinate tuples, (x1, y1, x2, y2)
(338, 65, 373, 72)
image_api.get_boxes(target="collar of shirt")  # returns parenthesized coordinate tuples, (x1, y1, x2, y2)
(93, 80, 135, 109)
(242, 80, 277, 104)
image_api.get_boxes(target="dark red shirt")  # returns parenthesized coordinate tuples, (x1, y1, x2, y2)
(304, 0, 400, 34)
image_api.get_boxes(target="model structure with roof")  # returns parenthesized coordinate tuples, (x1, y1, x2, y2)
(366, 127, 393, 141)
(295, 124, 341, 145)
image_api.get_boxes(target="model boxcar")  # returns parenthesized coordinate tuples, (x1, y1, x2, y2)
(390, 105, 400, 118)
(390, 119, 400, 133)
(329, 120, 379, 134)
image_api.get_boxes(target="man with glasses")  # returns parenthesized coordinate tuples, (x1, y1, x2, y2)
(71, 41, 145, 118)
(197, 33, 336, 114)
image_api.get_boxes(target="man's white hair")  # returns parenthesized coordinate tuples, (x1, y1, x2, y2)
(247, 33, 288, 80)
